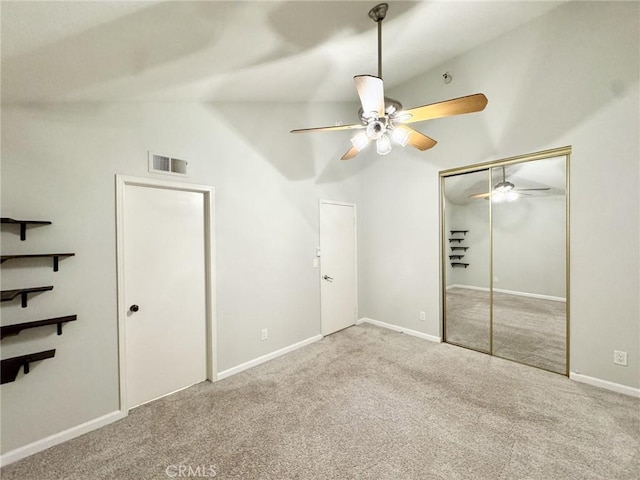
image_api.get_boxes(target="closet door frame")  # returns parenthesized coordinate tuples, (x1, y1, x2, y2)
(440, 145, 571, 375)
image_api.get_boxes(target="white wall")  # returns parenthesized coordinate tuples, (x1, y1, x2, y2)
(0, 101, 362, 454)
(357, 153, 441, 333)
(360, 1, 639, 388)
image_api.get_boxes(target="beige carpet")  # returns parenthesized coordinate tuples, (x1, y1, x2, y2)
(2, 324, 638, 480)
(446, 287, 566, 374)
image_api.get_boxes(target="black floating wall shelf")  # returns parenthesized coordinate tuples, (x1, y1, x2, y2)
(1, 253, 75, 272)
(1, 286, 54, 308)
(1, 349, 56, 384)
(1, 315, 77, 339)
(448, 229, 469, 268)
(1, 218, 51, 241)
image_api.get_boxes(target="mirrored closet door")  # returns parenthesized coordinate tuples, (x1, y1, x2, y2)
(441, 147, 570, 375)
(442, 169, 491, 353)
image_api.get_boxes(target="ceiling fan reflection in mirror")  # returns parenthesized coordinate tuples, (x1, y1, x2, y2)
(290, 3, 488, 160)
(469, 166, 551, 202)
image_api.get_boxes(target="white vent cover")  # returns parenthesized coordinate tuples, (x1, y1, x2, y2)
(148, 152, 188, 176)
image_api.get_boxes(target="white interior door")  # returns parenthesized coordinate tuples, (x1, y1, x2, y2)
(320, 201, 357, 336)
(122, 183, 208, 408)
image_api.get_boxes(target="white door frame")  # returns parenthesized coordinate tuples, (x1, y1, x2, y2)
(319, 199, 358, 335)
(115, 175, 216, 413)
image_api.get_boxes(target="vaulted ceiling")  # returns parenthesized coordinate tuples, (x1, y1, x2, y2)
(1, 1, 565, 103)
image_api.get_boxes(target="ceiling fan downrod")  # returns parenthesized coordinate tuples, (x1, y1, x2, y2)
(360, 3, 402, 120)
(369, 3, 388, 79)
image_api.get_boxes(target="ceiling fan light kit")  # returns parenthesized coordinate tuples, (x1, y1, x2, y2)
(376, 132, 392, 155)
(290, 3, 489, 161)
(351, 131, 370, 151)
(492, 185, 519, 203)
(391, 126, 410, 147)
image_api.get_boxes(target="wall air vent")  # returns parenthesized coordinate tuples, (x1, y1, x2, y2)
(148, 152, 189, 176)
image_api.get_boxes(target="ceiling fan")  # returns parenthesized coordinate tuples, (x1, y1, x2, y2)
(469, 166, 550, 202)
(290, 3, 488, 160)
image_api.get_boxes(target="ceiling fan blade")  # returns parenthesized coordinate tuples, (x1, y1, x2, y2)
(354, 75, 385, 117)
(290, 123, 365, 134)
(469, 192, 491, 199)
(394, 125, 437, 151)
(341, 146, 361, 161)
(400, 93, 488, 124)
(514, 188, 551, 192)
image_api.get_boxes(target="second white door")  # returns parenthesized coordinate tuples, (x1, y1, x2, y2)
(122, 182, 209, 409)
(319, 201, 357, 336)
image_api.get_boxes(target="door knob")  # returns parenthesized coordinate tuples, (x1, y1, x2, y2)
(129, 304, 140, 313)
(323, 275, 334, 282)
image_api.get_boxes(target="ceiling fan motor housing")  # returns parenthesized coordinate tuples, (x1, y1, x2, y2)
(495, 180, 515, 191)
(358, 98, 403, 123)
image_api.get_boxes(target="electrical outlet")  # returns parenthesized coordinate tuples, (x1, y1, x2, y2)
(613, 350, 628, 366)
(419, 311, 426, 321)
(261, 328, 268, 341)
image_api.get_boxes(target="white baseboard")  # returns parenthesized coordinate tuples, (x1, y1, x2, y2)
(448, 284, 566, 302)
(493, 287, 565, 302)
(359, 318, 639, 398)
(1, 410, 126, 467)
(357, 317, 442, 343)
(570, 372, 640, 398)
(217, 334, 323, 380)
(2, 334, 323, 466)
(447, 284, 488, 292)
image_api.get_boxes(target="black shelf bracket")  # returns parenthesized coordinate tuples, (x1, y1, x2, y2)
(1, 286, 54, 308)
(1, 218, 52, 241)
(448, 238, 464, 243)
(1, 315, 77, 339)
(1, 349, 56, 384)
(450, 230, 469, 235)
(451, 262, 470, 268)
(450, 247, 469, 251)
(1, 253, 75, 272)
(449, 255, 465, 260)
